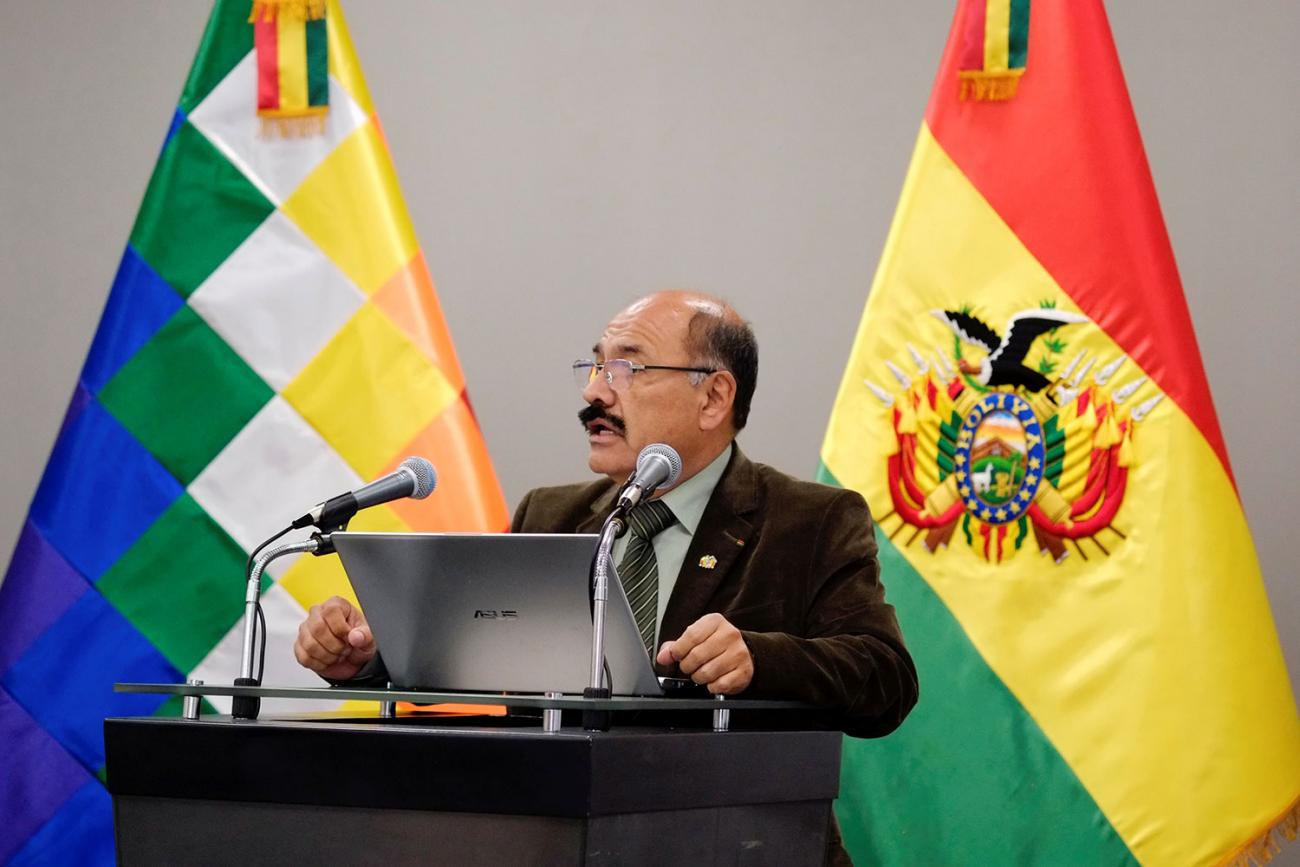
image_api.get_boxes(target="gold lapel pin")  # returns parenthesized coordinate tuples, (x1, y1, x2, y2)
(698, 555, 718, 570)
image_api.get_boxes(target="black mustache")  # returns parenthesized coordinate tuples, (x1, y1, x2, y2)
(578, 403, 626, 434)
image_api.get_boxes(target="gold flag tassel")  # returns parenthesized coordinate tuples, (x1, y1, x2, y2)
(249, 0, 327, 23)
(260, 114, 327, 139)
(1223, 794, 1300, 867)
(959, 70, 1025, 102)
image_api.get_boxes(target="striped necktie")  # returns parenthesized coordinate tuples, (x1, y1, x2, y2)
(617, 499, 677, 655)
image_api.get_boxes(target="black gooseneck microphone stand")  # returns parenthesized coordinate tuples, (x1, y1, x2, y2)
(231, 521, 347, 721)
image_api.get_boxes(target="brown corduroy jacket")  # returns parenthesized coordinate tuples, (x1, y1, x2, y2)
(511, 445, 918, 740)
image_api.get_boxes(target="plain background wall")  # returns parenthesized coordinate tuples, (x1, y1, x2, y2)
(2, 2, 1296, 849)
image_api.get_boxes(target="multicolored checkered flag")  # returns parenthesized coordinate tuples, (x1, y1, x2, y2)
(0, 1, 508, 861)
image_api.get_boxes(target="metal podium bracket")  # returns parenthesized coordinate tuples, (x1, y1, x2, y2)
(543, 692, 562, 733)
(713, 695, 730, 732)
(182, 679, 204, 720)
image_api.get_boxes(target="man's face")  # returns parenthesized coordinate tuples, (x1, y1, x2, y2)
(579, 297, 706, 481)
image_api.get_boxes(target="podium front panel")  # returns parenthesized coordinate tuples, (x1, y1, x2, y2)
(106, 714, 842, 866)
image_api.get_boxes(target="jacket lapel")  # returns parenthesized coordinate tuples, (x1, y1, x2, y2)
(576, 484, 618, 535)
(658, 446, 760, 648)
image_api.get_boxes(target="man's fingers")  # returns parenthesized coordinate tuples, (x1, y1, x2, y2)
(661, 613, 753, 693)
(293, 596, 373, 677)
(342, 599, 369, 629)
(677, 616, 736, 675)
(655, 642, 675, 667)
(699, 641, 754, 694)
(299, 632, 343, 668)
(316, 603, 355, 651)
(680, 630, 735, 678)
(687, 641, 747, 684)
(306, 619, 346, 655)
(679, 613, 724, 648)
(294, 638, 342, 672)
(709, 668, 750, 696)
(296, 621, 347, 669)
(348, 624, 372, 648)
(659, 614, 753, 694)
(665, 613, 725, 665)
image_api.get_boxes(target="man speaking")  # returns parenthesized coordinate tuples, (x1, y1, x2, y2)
(293, 290, 918, 738)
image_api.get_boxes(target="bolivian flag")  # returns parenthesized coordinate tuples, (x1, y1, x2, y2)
(819, 2, 1300, 865)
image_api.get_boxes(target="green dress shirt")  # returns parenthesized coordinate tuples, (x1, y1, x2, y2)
(612, 444, 732, 637)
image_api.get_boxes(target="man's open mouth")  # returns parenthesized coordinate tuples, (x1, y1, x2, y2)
(579, 404, 626, 440)
(585, 418, 623, 439)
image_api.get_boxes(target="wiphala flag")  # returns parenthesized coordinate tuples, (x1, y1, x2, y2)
(0, 1, 508, 862)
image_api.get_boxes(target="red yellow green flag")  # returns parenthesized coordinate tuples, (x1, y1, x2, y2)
(251, 0, 330, 136)
(818, 2, 1300, 864)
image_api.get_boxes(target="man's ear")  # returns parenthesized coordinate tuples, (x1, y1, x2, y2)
(698, 371, 737, 432)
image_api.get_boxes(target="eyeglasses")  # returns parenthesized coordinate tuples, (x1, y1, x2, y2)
(573, 358, 717, 392)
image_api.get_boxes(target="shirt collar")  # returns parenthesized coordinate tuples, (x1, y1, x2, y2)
(658, 444, 732, 535)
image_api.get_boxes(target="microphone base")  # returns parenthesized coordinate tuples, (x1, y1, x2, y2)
(231, 677, 261, 720)
(581, 687, 611, 732)
(605, 506, 629, 540)
(310, 529, 341, 556)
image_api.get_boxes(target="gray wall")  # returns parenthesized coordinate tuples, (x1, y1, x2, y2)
(2, 0, 1297, 804)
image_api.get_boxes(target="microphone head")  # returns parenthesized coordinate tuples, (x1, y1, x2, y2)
(637, 443, 683, 489)
(400, 456, 438, 499)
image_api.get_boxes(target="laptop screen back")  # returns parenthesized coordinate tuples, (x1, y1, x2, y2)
(332, 532, 662, 695)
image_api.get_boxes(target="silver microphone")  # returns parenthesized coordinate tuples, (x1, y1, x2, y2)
(617, 444, 683, 512)
(292, 456, 437, 529)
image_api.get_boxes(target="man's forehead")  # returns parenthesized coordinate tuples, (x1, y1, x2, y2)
(618, 292, 721, 319)
(592, 337, 646, 358)
(593, 331, 663, 359)
(683, 297, 725, 317)
(594, 298, 692, 357)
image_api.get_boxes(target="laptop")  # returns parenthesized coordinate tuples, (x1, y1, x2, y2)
(331, 532, 683, 696)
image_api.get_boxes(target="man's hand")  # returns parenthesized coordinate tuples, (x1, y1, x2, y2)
(292, 596, 376, 681)
(656, 613, 754, 695)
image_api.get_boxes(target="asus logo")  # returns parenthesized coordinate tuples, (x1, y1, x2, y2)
(473, 610, 518, 619)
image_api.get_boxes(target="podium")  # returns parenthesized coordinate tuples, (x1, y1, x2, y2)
(106, 684, 843, 866)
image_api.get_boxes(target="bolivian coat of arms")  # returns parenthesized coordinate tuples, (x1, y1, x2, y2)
(865, 304, 1164, 564)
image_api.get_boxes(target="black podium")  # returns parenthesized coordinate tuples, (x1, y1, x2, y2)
(106, 685, 842, 866)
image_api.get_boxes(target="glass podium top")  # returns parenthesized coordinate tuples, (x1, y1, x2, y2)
(115, 682, 812, 713)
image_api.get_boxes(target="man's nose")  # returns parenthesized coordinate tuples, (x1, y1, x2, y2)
(582, 369, 616, 406)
